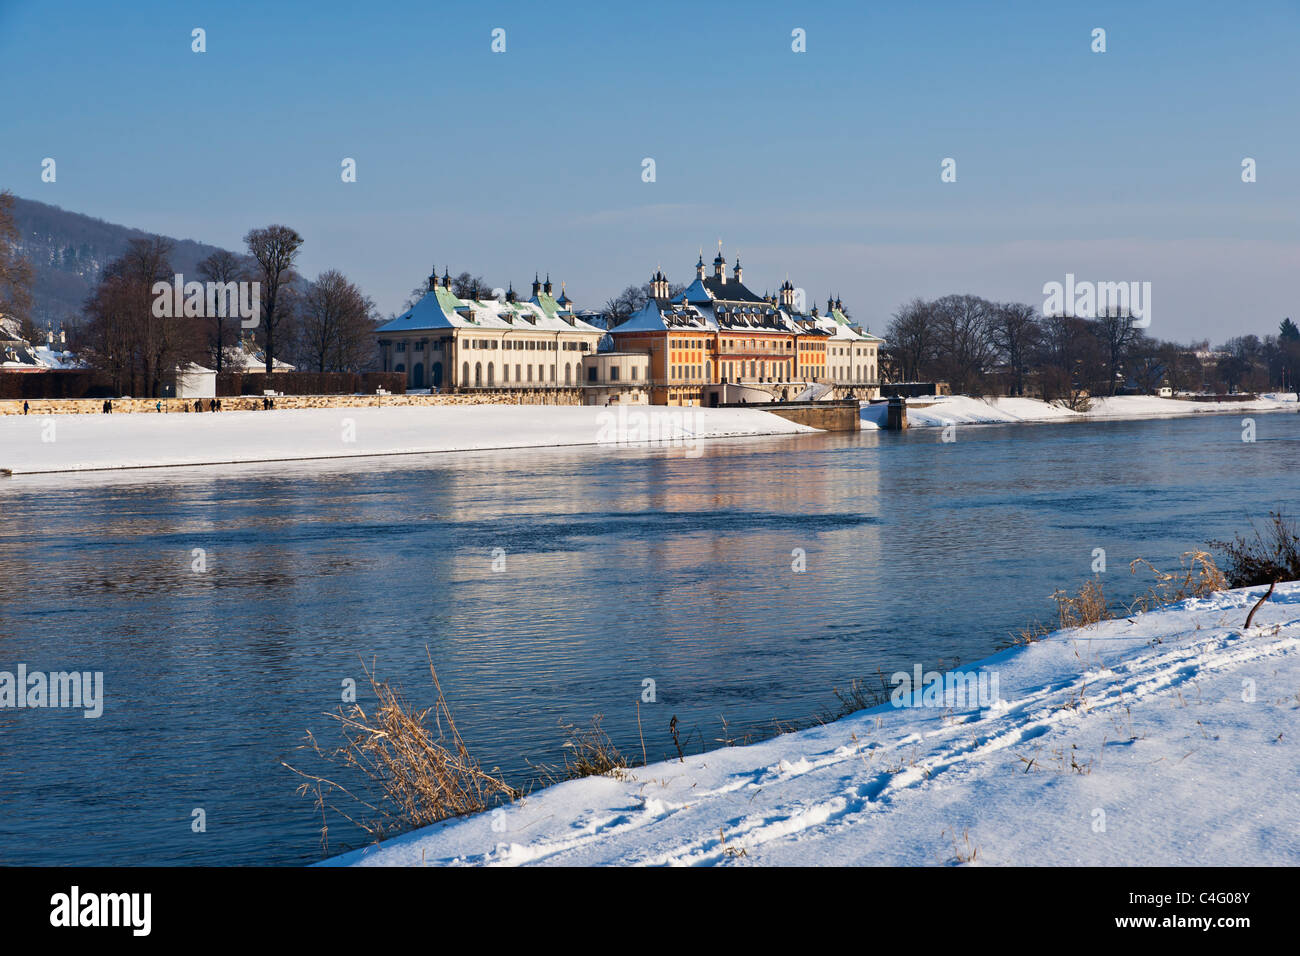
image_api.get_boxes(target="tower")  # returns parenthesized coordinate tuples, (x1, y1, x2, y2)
(780, 277, 795, 309)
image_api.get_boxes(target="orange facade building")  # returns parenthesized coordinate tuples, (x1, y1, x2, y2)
(608, 248, 880, 406)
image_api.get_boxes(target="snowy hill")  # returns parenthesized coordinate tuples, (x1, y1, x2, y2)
(6, 195, 231, 327)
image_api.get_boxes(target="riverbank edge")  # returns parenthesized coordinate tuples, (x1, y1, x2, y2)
(863, 393, 1298, 429)
(321, 580, 1300, 867)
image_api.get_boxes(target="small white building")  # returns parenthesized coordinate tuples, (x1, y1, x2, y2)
(172, 363, 217, 399)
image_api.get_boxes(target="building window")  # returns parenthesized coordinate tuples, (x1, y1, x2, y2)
(610, 366, 619, 382)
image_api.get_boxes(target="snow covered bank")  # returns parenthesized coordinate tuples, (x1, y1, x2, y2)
(862, 393, 1298, 429)
(0, 405, 814, 474)
(327, 583, 1300, 866)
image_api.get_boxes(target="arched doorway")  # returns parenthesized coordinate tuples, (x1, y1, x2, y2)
(475, 362, 482, 386)
(412, 362, 424, 388)
(487, 363, 494, 386)
(461, 362, 469, 386)
(432, 362, 443, 387)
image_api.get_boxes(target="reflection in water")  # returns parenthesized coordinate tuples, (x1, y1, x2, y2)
(0, 413, 1295, 864)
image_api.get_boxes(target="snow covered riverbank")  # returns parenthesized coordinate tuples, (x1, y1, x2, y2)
(862, 393, 1298, 429)
(0, 405, 813, 474)
(327, 583, 1300, 866)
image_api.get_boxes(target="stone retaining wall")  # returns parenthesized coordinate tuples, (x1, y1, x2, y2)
(0, 388, 586, 416)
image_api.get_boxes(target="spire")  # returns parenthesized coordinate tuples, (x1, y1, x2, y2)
(428, 264, 438, 292)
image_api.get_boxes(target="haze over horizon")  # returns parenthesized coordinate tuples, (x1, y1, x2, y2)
(4, 0, 1297, 341)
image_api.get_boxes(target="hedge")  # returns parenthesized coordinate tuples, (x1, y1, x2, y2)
(215, 371, 407, 396)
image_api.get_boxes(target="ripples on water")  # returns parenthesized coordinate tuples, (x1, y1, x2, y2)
(0, 412, 1296, 864)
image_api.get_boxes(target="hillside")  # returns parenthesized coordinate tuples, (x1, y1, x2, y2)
(6, 194, 232, 329)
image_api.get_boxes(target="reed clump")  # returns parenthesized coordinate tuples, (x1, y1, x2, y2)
(532, 715, 631, 783)
(1051, 577, 1113, 629)
(1128, 550, 1228, 612)
(284, 653, 519, 852)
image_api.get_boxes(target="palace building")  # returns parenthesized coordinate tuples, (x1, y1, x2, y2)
(375, 269, 604, 390)
(608, 246, 883, 406)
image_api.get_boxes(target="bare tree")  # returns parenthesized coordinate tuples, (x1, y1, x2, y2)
(0, 190, 34, 336)
(297, 269, 378, 373)
(1038, 313, 1103, 408)
(988, 302, 1041, 396)
(197, 249, 249, 373)
(244, 225, 304, 373)
(451, 272, 494, 300)
(1096, 307, 1141, 395)
(883, 298, 936, 382)
(931, 294, 997, 395)
(83, 237, 203, 396)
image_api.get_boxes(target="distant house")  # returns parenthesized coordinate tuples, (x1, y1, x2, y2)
(0, 315, 80, 371)
(225, 335, 295, 373)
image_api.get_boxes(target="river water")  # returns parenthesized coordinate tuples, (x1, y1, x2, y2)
(0, 410, 1295, 864)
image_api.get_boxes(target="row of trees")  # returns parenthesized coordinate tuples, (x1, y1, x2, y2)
(77, 227, 378, 396)
(883, 294, 1300, 400)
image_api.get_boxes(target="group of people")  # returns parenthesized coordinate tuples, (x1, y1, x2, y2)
(17, 394, 280, 415)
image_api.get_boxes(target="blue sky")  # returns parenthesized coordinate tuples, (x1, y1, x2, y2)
(3, 0, 1297, 340)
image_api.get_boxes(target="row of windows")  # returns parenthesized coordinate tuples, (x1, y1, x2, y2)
(588, 366, 640, 382)
(460, 361, 582, 386)
(829, 366, 877, 382)
(673, 338, 799, 351)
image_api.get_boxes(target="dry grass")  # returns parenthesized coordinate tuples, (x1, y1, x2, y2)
(824, 672, 894, 721)
(531, 715, 630, 783)
(1128, 550, 1228, 612)
(283, 653, 519, 853)
(1051, 576, 1113, 629)
(942, 827, 980, 864)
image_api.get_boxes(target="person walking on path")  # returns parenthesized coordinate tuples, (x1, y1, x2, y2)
(22, 400, 29, 415)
